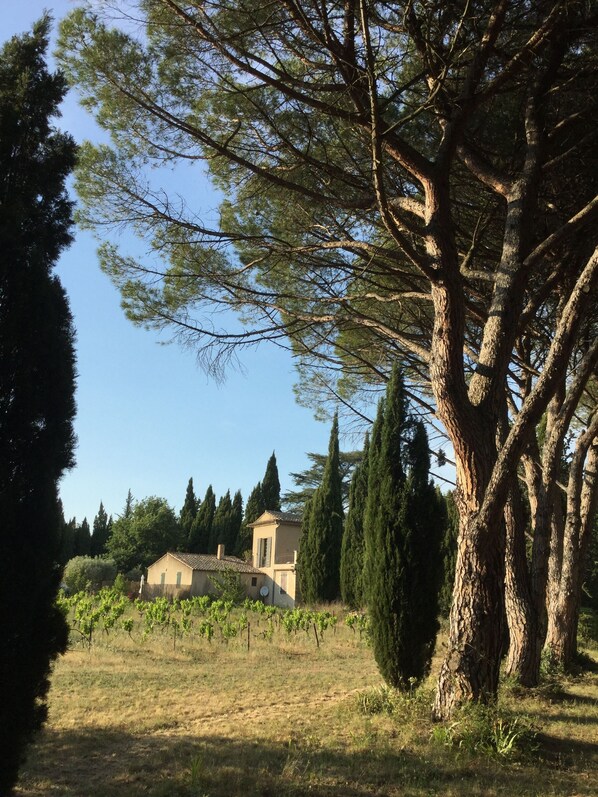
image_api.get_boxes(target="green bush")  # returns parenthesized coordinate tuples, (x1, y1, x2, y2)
(63, 556, 117, 594)
(209, 568, 246, 604)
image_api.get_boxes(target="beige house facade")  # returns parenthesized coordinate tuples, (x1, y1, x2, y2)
(250, 511, 302, 608)
(145, 547, 264, 600)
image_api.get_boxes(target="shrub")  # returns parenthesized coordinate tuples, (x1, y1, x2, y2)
(209, 568, 246, 604)
(63, 556, 117, 594)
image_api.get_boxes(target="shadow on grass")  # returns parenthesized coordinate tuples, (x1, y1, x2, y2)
(15, 725, 597, 797)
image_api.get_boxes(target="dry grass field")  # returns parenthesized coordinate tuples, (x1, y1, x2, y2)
(14, 604, 598, 797)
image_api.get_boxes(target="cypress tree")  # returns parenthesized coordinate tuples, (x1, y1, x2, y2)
(123, 489, 134, 519)
(297, 413, 344, 603)
(0, 19, 76, 792)
(189, 485, 215, 553)
(91, 501, 110, 557)
(180, 477, 198, 542)
(340, 433, 370, 609)
(230, 490, 243, 554)
(237, 482, 264, 556)
(261, 451, 281, 510)
(438, 491, 459, 617)
(73, 517, 91, 557)
(364, 367, 442, 688)
(58, 516, 76, 566)
(400, 420, 444, 681)
(210, 490, 233, 553)
(297, 496, 314, 603)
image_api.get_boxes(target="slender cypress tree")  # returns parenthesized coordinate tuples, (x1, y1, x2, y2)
(400, 420, 444, 680)
(180, 477, 198, 542)
(297, 495, 314, 603)
(261, 451, 281, 510)
(340, 433, 370, 609)
(123, 489, 134, 519)
(297, 413, 344, 603)
(364, 367, 442, 688)
(230, 490, 243, 554)
(438, 491, 459, 617)
(364, 368, 408, 687)
(0, 19, 77, 793)
(73, 517, 91, 557)
(210, 490, 233, 553)
(188, 485, 215, 553)
(237, 482, 264, 556)
(91, 501, 110, 557)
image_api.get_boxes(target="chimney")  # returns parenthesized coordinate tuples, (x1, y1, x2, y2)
(217, 544, 225, 560)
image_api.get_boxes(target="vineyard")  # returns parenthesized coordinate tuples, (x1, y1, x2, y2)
(58, 587, 371, 652)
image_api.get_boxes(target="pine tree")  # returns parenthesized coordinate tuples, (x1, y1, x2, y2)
(297, 413, 344, 603)
(340, 433, 370, 609)
(0, 18, 77, 793)
(237, 482, 264, 556)
(91, 501, 110, 557)
(261, 451, 281, 510)
(364, 367, 442, 688)
(180, 477, 198, 542)
(188, 485, 216, 554)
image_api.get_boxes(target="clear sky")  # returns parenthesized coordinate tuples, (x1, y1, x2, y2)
(3, 1, 346, 525)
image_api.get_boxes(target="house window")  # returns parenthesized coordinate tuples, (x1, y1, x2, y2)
(251, 577, 257, 587)
(279, 572, 288, 595)
(176, 571, 182, 587)
(160, 572, 166, 586)
(258, 537, 272, 568)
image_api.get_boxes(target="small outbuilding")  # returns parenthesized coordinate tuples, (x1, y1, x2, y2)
(145, 545, 264, 600)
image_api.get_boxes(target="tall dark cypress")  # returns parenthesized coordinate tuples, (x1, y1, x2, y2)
(237, 482, 264, 556)
(340, 433, 370, 609)
(400, 420, 444, 681)
(298, 413, 344, 603)
(0, 19, 77, 793)
(91, 501, 110, 557)
(230, 490, 243, 554)
(438, 491, 458, 617)
(180, 477, 198, 543)
(364, 367, 442, 688)
(261, 451, 281, 510)
(210, 490, 233, 553)
(188, 485, 216, 554)
(73, 517, 91, 557)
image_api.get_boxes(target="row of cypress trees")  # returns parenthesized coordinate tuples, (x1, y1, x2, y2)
(299, 365, 447, 688)
(179, 452, 281, 557)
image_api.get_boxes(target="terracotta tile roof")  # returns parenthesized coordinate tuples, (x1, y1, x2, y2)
(169, 552, 261, 574)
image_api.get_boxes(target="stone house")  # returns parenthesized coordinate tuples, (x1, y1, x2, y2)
(145, 545, 264, 600)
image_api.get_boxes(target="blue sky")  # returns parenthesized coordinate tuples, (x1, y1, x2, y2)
(3, 2, 345, 525)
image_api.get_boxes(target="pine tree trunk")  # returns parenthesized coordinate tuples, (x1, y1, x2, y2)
(504, 486, 541, 685)
(432, 431, 507, 717)
(545, 436, 598, 666)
